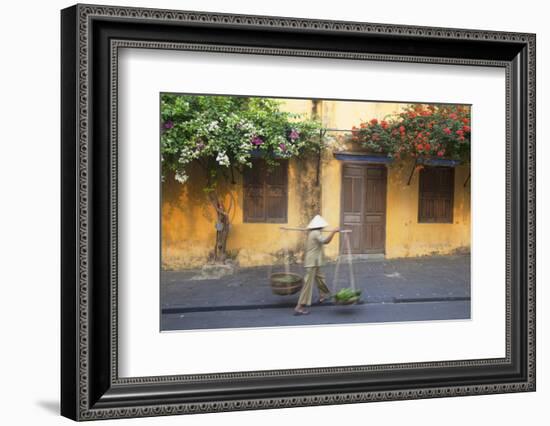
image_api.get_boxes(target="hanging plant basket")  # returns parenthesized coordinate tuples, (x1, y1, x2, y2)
(270, 272, 303, 296)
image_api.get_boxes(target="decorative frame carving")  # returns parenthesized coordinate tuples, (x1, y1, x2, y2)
(61, 4, 535, 421)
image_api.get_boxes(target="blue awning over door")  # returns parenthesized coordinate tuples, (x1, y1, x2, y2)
(416, 157, 461, 167)
(333, 152, 393, 164)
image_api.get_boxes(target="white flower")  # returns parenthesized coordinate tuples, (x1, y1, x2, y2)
(216, 151, 230, 167)
(207, 121, 219, 132)
(240, 140, 252, 151)
(178, 153, 190, 164)
(237, 119, 255, 132)
(236, 154, 248, 164)
(275, 135, 286, 144)
(175, 171, 188, 184)
(178, 145, 198, 164)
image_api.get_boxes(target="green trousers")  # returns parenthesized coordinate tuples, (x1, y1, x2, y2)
(297, 266, 331, 306)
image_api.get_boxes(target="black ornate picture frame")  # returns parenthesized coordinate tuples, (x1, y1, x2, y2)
(61, 4, 536, 421)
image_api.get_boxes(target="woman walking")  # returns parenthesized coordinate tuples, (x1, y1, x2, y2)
(294, 215, 339, 315)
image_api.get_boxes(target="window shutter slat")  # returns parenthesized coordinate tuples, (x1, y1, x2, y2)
(265, 161, 288, 222)
(418, 166, 454, 223)
(243, 159, 288, 223)
(243, 160, 266, 222)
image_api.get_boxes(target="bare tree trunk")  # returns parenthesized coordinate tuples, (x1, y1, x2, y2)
(214, 209, 229, 262)
(209, 192, 234, 263)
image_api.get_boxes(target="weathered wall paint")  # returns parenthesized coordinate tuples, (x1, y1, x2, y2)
(385, 159, 471, 258)
(161, 99, 470, 270)
(161, 157, 318, 270)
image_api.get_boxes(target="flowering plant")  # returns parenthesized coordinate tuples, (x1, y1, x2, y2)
(161, 94, 322, 184)
(160, 94, 322, 262)
(351, 104, 471, 162)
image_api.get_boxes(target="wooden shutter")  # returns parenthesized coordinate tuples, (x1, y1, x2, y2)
(265, 161, 288, 222)
(243, 160, 266, 222)
(418, 166, 454, 223)
(243, 159, 288, 223)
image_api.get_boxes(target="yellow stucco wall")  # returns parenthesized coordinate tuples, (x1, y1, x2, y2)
(385, 160, 470, 258)
(317, 156, 471, 260)
(161, 99, 470, 270)
(162, 158, 314, 270)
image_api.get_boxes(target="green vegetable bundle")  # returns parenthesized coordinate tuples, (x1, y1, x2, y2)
(334, 288, 362, 303)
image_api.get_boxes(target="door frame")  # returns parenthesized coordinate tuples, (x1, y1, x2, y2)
(339, 162, 388, 255)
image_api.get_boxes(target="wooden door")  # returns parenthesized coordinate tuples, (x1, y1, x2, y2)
(363, 166, 387, 253)
(341, 164, 364, 253)
(341, 164, 387, 254)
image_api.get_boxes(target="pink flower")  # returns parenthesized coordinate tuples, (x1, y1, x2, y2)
(443, 128, 452, 135)
(251, 136, 263, 146)
(288, 129, 300, 141)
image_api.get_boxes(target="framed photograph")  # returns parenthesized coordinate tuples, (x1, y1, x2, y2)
(61, 4, 536, 421)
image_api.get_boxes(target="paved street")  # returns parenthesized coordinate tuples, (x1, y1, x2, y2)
(161, 255, 470, 331)
(162, 301, 470, 330)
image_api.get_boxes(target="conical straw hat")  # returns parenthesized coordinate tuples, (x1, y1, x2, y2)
(307, 215, 329, 229)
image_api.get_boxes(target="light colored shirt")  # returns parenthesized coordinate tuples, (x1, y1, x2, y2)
(304, 229, 327, 267)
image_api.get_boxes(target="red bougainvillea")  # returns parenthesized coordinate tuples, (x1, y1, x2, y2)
(351, 104, 471, 162)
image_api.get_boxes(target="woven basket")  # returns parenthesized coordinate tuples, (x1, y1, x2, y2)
(270, 272, 304, 296)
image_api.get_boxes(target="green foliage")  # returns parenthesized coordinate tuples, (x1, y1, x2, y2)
(351, 104, 471, 162)
(160, 94, 322, 185)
